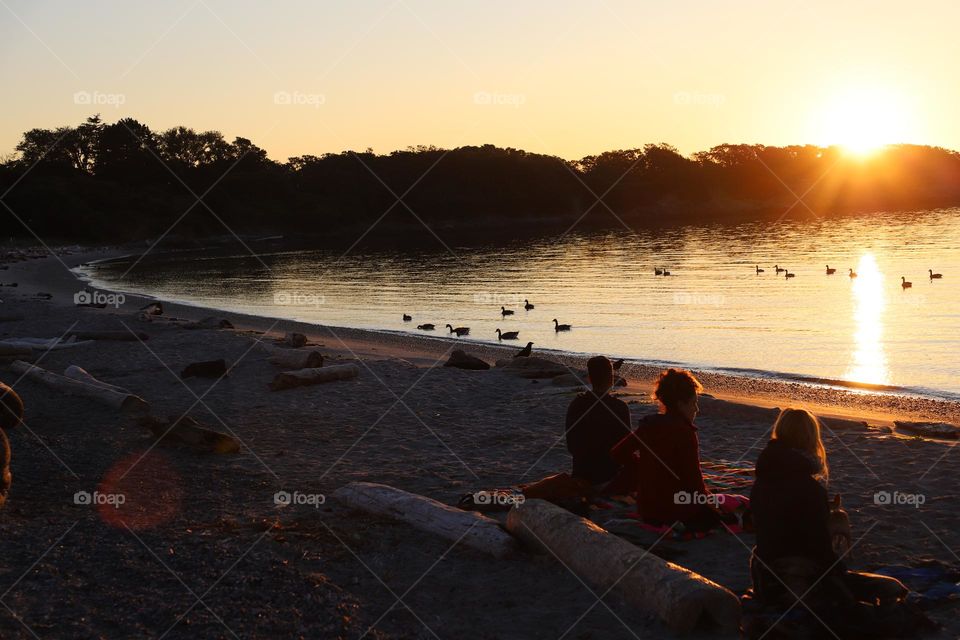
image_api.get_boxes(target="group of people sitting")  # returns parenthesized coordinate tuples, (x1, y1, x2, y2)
(526, 355, 926, 636)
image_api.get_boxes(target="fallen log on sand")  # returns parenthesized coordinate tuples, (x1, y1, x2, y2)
(269, 363, 359, 391)
(333, 482, 518, 558)
(10, 360, 148, 413)
(507, 499, 741, 635)
(66, 330, 149, 342)
(259, 343, 324, 369)
(63, 365, 131, 395)
(138, 415, 241, 453)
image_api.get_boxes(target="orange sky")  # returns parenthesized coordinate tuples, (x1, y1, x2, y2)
(1, 0, 957, 161)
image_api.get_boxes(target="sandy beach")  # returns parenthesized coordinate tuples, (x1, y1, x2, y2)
(1, 248, 959, 639)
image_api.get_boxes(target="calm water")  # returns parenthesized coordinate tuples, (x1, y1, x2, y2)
(81, 209, 960, 399)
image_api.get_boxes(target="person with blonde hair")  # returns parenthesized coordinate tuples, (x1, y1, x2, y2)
(748, 409, 919, 636)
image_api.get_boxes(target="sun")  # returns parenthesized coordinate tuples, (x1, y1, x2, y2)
(812, 87, 912, 156)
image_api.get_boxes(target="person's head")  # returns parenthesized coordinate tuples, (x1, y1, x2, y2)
(653, 368, 703, 421)
(0, 383, 24, 432)
(586, 356, 614, 393)
(772, 408, 828, 480)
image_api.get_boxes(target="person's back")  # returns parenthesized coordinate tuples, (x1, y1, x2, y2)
(565, 389, 630, 485)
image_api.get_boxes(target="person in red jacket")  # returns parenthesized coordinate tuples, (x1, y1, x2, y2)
(611, 368, 717, 531)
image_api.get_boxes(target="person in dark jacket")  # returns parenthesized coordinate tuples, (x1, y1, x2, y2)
(565, 356, 632, 488)
(611, 368, 717, 530)
(750, 409, 908, 610)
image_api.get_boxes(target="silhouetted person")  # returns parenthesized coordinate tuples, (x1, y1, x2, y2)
(565, 356, 631, 488)
(0, 382, 24, 507)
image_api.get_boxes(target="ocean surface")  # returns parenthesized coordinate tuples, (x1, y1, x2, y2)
(79, 208, 960, 400)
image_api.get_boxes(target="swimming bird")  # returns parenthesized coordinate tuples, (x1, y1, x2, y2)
(402, 314, 412, 321)
(501, 306, 514, 317)
(901, 276, 912, 289)
(417, 324, 435, 330)
(496, 328, 519, 340)
(825, 265, 836, 275)
(662, 269, 671, 276)
(775, 265, 785, 273)
(849, 268, 858, 278)
(756, 265, 764, 274)
(514, 342, 533, 358)
(553, 319, 572, 331)
(785, 271, 796, 279)
(929, 269, 943, 279)
(446, 324, 470, 337)
(524, 299, 535, 310)
(654, 268, 664, 275)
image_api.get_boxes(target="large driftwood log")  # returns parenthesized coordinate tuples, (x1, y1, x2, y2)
(332, 482, 518, 558)
(10, 360, 148, 413)
(138, 415, 240, 453)
(507, 499, 741, 635)
(269, 363, 359, 391)
(63, 365, 131, 395)
(259, 343, 324, 369)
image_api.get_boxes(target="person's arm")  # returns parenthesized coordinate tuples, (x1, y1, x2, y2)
(611, 423, 642, 464)
(565, 398, 584, 456)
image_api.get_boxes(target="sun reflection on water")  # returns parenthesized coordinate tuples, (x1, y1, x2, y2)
(846, 253, 889, 386)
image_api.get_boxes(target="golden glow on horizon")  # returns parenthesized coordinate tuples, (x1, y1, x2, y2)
(846, 253, 889, 386)
(813, 88, 914, 156)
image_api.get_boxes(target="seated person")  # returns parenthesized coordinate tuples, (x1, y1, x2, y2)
(1, 382, 24, 507)
(564, 355, 632, 489)
(611, 368, 717, 531)
(750, 409, 914, 632)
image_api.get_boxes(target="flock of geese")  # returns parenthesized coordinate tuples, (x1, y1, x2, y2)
(402, 298, 571, 343)
(747, 264, 945, 289)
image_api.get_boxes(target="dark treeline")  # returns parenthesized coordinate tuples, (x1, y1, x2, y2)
(3, 114, 960, 242)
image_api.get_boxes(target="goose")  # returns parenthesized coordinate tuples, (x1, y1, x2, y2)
(612, 358, 624, 371)
(901, 276, 912, 289)
(784, 271, 796, 279)
(524, 299, 535, 310)
(755, 265, 764, 274)
(446, 324, 470, 337)
(929, 269, 943, 280)
(775, 264, 785, 273)
(654, 268, 664, 275)
(553, 319, 572, 332)
(402, 314, 412, 321)
(417, 324, 435, 331)
(849, 268, 858, 278)
(514, 342, 533, 358)
(825, 265, 836, 275)
(496, 328, 519, 340)
(662, 269, 671, 276)
(501, 306, 515, 316)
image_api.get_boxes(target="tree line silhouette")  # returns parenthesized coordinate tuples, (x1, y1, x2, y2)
(3, 114, 959, 241)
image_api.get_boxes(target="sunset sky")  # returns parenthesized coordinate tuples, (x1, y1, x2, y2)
(2, 0, 958, 162)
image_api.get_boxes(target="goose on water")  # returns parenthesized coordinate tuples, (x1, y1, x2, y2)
(901, 276, 912, 289)
(849, 268, 858, 278)
(784, 271, 796, 279)
(402, 314, 412, 321)
(553, 319, 572, 332)
(775, 265, 785, 273)
(524, 299, 535, 310)
(446, 324, 470, 337)
(501, 306, 514, 316)
(496, 328, 519, 340)
(930, 269, 943, 279)
(417, 324, 435, 330)
(756, 265, 764, 274)
(654, 268, 664, 275)
(825, 265, 836, 275)
(514, 342, 533, 358)
(662, 269, 671, 276)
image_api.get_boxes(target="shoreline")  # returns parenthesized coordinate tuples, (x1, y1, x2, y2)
(8, 246, 960, 428)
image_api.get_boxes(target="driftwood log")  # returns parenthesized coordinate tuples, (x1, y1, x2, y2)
(269, 363, 359, 391)
(63, 365, 131, 395)
(10, 360, 148, 413)
(138, 415, 241, 453)
(259, 343, 324, 369)
(66, 330, 148, 342)
(507, 499, 741, 635)
(332, 482, 518, 558)
(283, 332, 308, 348)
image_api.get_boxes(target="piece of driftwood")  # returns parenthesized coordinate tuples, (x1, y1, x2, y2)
(63, 365, 131, 395)
(269, 363, 359, 391)
(182, 317, 234, 330)
(66, 330, 149, 342)
(894, 420, 960, 440)
(333, 482, 518, 558)
(138, 415, 240, 453)
(507, 499, 741, 635)
(267, 348, 324, 370)
(444, 350, 490, 370)
(284, 332, 308, 348)
(140, 302, 163, 315)
(10, 360, 148, 413)
(181, 359, 228, 379)
(0, 337, 94, 351)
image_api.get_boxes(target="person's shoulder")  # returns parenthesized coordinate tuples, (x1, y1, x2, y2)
(604, 394, 629, 409)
